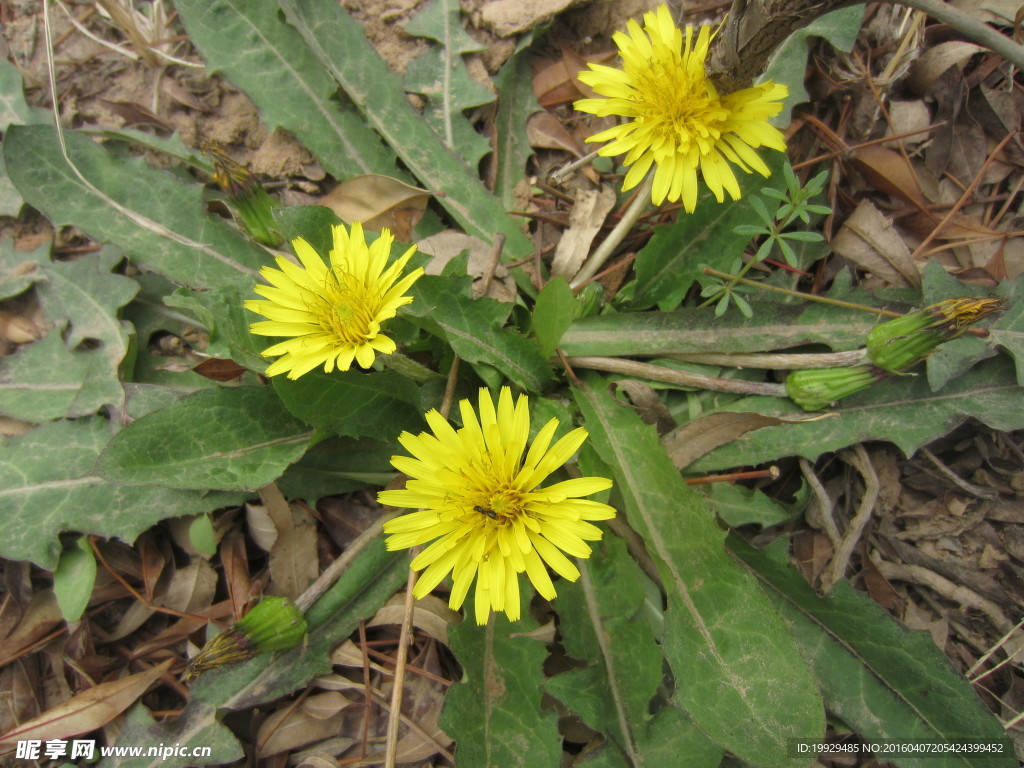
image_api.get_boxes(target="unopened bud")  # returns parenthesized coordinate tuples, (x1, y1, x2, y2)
(786, 366, 881, 411)
(186, 596, 307, 681)
(867, 298, 1003, 373)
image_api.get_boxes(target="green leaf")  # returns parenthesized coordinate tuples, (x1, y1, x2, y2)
(987, 274, 1024, 385)
(97, 387, 313, 491)
(731, 536, 1014, 767)
(761, 6, 865, 126)
(109, 538, 407, 768)
(632, 152, 785, 310)
(548, 533, 722, 767)
(277, 436, 396, 502)
(0, 57, 47, 217)
(53, 537, 97, 623)
(0, 419, 244, 568)
(440, 593, 563, 768)
(703, 483, 797, 528)
(4, 125, 269, 289)
(560, 302, 878, 358)
(277, 0, 533, 261)
(492, 38, 541, 210)
(409, 274, 552, 391)
(691, 355, 1024, 472)
(573, 378, 824, 767)
(189, 514, 217, 556)
(272, 368, 424, 440)
(172, 0, 399, 180)
(532, 276, 578, 357)
(0, 237, 48, 300)
(167, 284, 267, 373)
(404, 0, 494, 169)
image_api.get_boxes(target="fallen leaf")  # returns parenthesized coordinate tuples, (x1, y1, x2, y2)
(550, 184, 616, 279)
(906, 41, 986, 94)
(319, 175, 431, 241)
(662, 411, 833, 470)
(0, 660, 172, 744)
(831, 200, 921, 287)
(369, 594, 460, 645)
(851, 145, 927, 209)
(526, 111, 582, 155)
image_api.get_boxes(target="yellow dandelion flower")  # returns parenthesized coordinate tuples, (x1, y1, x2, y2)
(379, 387, 616, 625)
(574, 4, 789, 212)
(244, 222, 423, 379)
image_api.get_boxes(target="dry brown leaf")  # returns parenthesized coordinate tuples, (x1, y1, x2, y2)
(0, 311, 41, 344)
(831, 200, 921, 287)
(256, 700, 348, 757)
(0, 590, 63, 667)
(302, 690, 351, 719)
(417, 230, 517, 302)
(368, 594, 460, 645)
(883, 100, 933, 149)
(851, 145, 927, 209)
(265, 491, 319, 600)
(526, 110, 583, 155)
(319, 175, 430, 241)
(611, 379, 675, 434)
(245, 502, 279, 552)
(792, 529, 833, 586)
(221, 531, 251, 621)
(662, 411, 833, 470)
(906, 41, 986, 94)
(551, 184, 616, 280)
(157, 560, 218, 614)
(0, 660, 172, 744)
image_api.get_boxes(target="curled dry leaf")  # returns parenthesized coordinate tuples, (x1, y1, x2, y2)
(0, 659, 172, 744)
(266, 496, 319, 601)
(245, 502, 279, 552)
(319, 174, 430, 242)
(0, 590, 63, 667)
(851, 145, 927, 209)
(526, 110, 583, 155)
(906, 41, 986, 94)
(831, 200, 921, 287)
(551, 184, 616, 280)
(0, 311, 41, 344)
(663, 411, 835, 470)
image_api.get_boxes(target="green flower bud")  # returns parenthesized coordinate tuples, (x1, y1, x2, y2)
(867, 298, 1003, 373)
(786, 366, 881, 411)
(185, 596, 307, 681)
(203, 140, 283, 247)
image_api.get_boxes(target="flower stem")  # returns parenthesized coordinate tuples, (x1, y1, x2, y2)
(567, 355, 788, 397)
(571, 174, 654, 288)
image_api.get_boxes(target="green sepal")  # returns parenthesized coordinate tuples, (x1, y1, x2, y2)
(785, 366, 880, 411)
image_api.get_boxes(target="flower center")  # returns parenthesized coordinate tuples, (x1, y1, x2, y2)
(310, 268, 380, 343)
(634, 60, 728, 154)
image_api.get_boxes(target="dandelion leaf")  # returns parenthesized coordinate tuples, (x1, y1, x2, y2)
(0, 419, 244, 569)
(574, 378, 825, 768)
(440, 592, 562, 768)
(404, 0, 495, 169)
(731, 536, 1015, 766)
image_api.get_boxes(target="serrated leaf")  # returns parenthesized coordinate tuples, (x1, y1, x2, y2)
(277, 0, 533, 261)
(277, 436, 396, 501)
(5, 125, 269, 289)
(272, 369, 424, 440)
(0, 419, 244, 568)
(167, 284, 266, 373)
(106, 539, 407, 768)
(691, 355, 1024, 472)
(532, 276, 578, 357)
(440, 593, 562, 768)
(731, 536, 1014, 767)
(493, 39, 541, 210)
(404, 0, 494, 169)
(574, 378, 824, 768)
(548, 535, 722, 767)
(409, 274, 552, 391)
(0, 248, 139, 419)
(632, 152, 786, 310)
(172, 0, 398, 180)
(0, 238, 48, 300)
(989, 273, 1024, 384)
(97, 387, 313, 491)
(761, 6, 865, 126)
